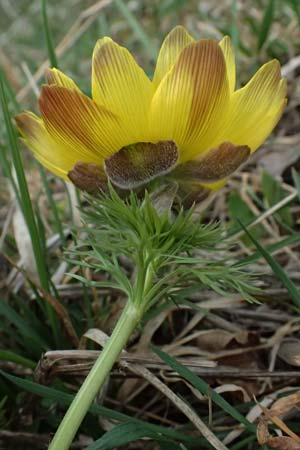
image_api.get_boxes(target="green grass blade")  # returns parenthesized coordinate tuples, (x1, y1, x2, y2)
(0, 300, 49, 351)
(230, 435, 256, 450)
(0, 142, 21, 206)
(12, 291, 53, 344)
(85, 422, 162, 450)
(0, 77, 49, 292)
(0, 370, 200, 445)
(0, 75, 60, 342)
(228, 192, 265, 240)
(237, 219, 300, 308)
(152, 344, 256, 433)
(237, 233, 300, 266)
(230, 0, 239, 55)
(261, 170, 293, 227)
(257, 0, 276, 50)
(38, 164, 66, 245)
(0, 350, 36, 369)
(287, 0, 300, 23)
(40, 1, 70, 246)
(292, 168, 300, 203)
(0, 69, 22, 204)
(0, 66, 19, 113)
(227, 190, 296, 238)
(1, 66, 65, 250)
(41, 0, 58, 68)
(114, 0, 157, 60)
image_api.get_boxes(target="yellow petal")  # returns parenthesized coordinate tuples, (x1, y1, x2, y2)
(219, 36, 235, 93)
(150, 39, 230, 162)
(92, 37, 154, 141)
(16, 112, 80, 179)
(152, 25, 195, 88)
(38, 85, 128, 160)
(212, 60, 287, 152)
(242, 94, 286, 151)
(45, 68, 79, 90)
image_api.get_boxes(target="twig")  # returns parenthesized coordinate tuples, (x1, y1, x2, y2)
(230, 191, 297, 240)
(122, 360, 229, 450)
(37, 350, 300, 380)
(282, 54, 300, 76)
(16, 0, 112, 102)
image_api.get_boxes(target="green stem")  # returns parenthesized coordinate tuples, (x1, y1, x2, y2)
(48, 301, 143, 450)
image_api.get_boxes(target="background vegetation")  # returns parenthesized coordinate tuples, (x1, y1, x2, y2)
(0, 0, 300, 449)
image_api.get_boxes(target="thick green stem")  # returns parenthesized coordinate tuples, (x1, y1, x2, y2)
(48, 301, 143, 450)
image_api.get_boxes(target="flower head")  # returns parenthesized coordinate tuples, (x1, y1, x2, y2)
(16, 26, 287, 204)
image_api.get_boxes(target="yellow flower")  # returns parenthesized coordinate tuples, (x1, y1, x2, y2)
(16, 26, 287, 201)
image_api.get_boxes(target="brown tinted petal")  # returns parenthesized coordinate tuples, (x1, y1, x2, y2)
(150, 39, 230, 160)
(214, 60, 287, 153)
(173, 141, 250, 183)
(104, 140, 179, 189)
(219, 36, 236, 92)
(153, 26, 195, 88)
(68, 162, 108, 195)
(39, 85, 124, 160)
(92, 37, 153, 142)
(16, 111, 71, 179)
(45, 68, 79, 90)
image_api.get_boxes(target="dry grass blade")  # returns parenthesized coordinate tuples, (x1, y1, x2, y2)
(230, 191, 297, 241)
(36, 350, 300, 380)
(16, 0, 112, 102)
(83, 328, 230, 450)
(39, 288, 79, 347)
(1, 1, 300, 448)
(126, 362, 230, 450)
(256, 394, 300, 447)
(12, 198, 37, 280)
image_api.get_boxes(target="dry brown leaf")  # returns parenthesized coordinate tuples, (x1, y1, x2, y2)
(194, 296, 245, 310)
(258, 417, 300, 449)
(257, 417, 271, 444)
(266, 436, 300, 450)
(260, 403, 300, 442)
(136, 310, 169, 353)
(256, 394, 300, 450)
(165, 345, 210, 357)
(80, 328, 108, 349)
(224, 390, 298, 446)
(176, 311, 206, 340)
(196, 329, 249, 352)
(270, 393, 300, 417)
(215, 384, 251, 402)
(259, 147, 300, 177)
(278, 340, 300, 367)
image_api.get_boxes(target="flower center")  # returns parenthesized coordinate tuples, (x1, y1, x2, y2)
(104, 140, 179, 189)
